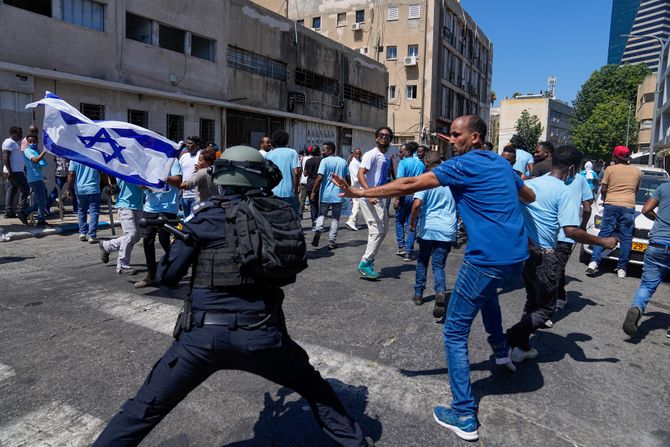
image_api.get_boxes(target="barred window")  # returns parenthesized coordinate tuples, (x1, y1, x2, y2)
(80, 103, 105, 120)
(199, 118, 215, 145)
(227, 46, 286, 81)
(344, 84, 386, 109)
(127, 109, 148, 128)
(166, 114, 184, 143)
(295, 67, 339, 95)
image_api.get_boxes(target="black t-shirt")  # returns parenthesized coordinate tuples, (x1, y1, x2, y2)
(305, 156, 322, 190)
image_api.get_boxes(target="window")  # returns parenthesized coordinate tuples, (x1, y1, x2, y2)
(166, 114, 184, 142)
(80, 103, 105, 120)
(127, 109, 148, 128)
(126, 13, 153, 44)
(408, 4, 420, 19)
(387, 5, 398, 21)
(408, 45, 419, 57)
(159, 24, 185, 53)
(344, 84, 386, 109)
(62, 0, 105, 31)
(386, 46, 397, 60)
(191, 34, 215, 62)
(377, 45, 384, 53)
(355, 47, 368, 55)
(4, 0, 52, 17)
(406, 85, 417, 99)
(312, 16, 321, 29)
(337, 12, 347, 27)
(388, 85, 396, 99)
(297, 19, 304, 26)
(200, 118, 215, 145)
(227, 46, 287, 81)
(640, 119, 653, 130)
(355, 9, 365, 23)
(295, 67, 339, 95)
(643, 92, 655, 103)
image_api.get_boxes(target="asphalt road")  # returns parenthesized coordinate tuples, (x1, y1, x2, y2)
(0, 220, 669, 447)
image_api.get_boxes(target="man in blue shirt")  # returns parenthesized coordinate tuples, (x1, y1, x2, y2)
(99, 179, 144, 275)
(310, 142, 348, 249)
(19, 135, 49, 226)
(507, 146, 616, 363)
(623, 180, 670, 337)
(510, 135, 534, 177)
(408, 153, 456, 316)
(332, 115, 536, 441)
(394, 142, 426, 260)
(135, 161, 182, 288)
(66, 160, 101, 242)
(265, 130, 301, 217)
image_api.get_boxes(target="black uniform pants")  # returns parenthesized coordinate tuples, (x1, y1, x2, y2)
(555, 241, 575, 303)
(5, 171, 30, 213)
(507, 249, 560, 350)
(142, 212, 177, 278)
(93, 325, 366, 447)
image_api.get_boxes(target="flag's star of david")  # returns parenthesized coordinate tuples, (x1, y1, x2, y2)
(78, 129, 127, 164)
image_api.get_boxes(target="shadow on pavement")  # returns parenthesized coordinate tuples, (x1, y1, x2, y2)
(624, 311, 670, 344)
(223, 380, 381, 447)
(307, 247, 335, 260)
(0, 255, 35, 265)
(551, 291, 598, 324)
(379, 264, 415, 279)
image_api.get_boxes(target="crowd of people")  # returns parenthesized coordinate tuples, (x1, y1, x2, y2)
(2, 116, 670, 444)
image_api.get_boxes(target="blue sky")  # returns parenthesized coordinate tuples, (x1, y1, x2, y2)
(461, 0, 613, 105)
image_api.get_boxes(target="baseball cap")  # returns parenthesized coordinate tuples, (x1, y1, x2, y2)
(612, 145, 631, 162)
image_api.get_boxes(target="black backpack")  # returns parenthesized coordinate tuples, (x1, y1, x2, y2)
(226, 190, 307, 286)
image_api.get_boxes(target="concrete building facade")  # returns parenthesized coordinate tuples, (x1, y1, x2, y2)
(497, 96, 574, 151)
(635, 74, 657, 158)
(0, 0, 387, 171)
(254, 0, 493, 147)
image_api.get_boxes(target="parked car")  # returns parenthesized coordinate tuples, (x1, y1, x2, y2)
(580, 172, 670, 266)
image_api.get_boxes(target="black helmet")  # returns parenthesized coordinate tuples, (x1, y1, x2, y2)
(210, 145, 281, 189)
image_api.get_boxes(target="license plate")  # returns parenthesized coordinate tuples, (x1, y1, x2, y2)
(632, 242, 647, 252)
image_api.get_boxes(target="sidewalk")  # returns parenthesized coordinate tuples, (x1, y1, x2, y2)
(0, 208, 120, 242)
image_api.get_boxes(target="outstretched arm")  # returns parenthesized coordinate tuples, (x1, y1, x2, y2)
(332, 171, 441, 198)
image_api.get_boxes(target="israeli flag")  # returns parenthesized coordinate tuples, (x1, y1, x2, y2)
(26, 92, 181, 189)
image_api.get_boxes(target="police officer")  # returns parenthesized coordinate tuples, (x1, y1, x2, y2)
(93, 146, 372, 446)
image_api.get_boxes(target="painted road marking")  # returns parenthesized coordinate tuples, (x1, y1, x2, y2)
(0, 363, 16, 383)
(0, 401, 103, 447)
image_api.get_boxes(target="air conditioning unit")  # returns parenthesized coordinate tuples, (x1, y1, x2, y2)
(351, 22, 363, 31)
(403, 56, 417, 66)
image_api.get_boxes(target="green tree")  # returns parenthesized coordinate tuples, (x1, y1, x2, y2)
(515, 110, 543, 150)
(572, 95, 637, 161)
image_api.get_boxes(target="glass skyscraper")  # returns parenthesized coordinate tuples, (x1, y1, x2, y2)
(608, 0, 642, 65)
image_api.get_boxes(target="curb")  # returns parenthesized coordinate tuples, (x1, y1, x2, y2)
(0, 220, 120, 242)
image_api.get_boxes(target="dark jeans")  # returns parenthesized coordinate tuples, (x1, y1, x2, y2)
(591, 204, 635, 270)
(142, 212, 177, 279)
(507, 249, 561, 350)
(77, 193, 101, 238)
(555, 241, 574, 303)
(395, 196, 416, 255)
(5, 172, 30, 213)
(415, 238, 452, 296)
(92, 326, 366, 447)
(181, 197, 196, 217)
(26, 180, 47, 220)
(310, 190, 320, 226)
(631, 243, 670, 312)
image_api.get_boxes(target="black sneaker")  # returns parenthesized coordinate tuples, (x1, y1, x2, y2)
(412, 295, 423, 306)
(3, 212, 17, 219)
(328, 240, 337, 249)
(623, 306, 642, 336)
(403, 253, 415, 262)
(35, 220, 49, 227)
(311, 231, 321, 247)
(17, 210, 29, 225)
(99, 241, 109, 264)
(117, 267, 137, 275)
(433, 292, 447, 318)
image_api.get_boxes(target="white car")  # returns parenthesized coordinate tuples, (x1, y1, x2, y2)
(580, 170, 669, 266)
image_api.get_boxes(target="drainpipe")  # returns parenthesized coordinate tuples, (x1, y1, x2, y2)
(418, 0, 429, 144)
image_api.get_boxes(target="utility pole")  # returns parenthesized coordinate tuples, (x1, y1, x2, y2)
(625, 102, 631, 147)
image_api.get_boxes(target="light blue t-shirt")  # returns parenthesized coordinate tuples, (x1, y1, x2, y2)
(69, 160, 101, 195)
(265, 147, 300, 198)
(24, 147, 46, 183)
(116, 180, 143, 211)
(397, 156, 426, 178)
(558, 174, 594, 243)
(318, 155, 348, 204)
(650, 181, 670, 244)
(144, 161, 182, 214)
(521, 175, 579, 249)
(513, 149, 533, 175)
(413, 186, 457, 242)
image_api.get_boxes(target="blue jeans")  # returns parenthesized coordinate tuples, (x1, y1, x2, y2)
(414, 238, 452, 296)
(591, 204, 635, 270)
(181, 197, 196, 217)
(77, 193, 101, 238)
(444, 260, 523, 416)
(395, 196, 416, 254)
(26, 180, 47, 220)
(631, 244, 670, 311)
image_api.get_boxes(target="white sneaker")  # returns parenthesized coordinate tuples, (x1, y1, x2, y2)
(510, 347, 539, 363)
(542, 319, 554, 329)
(585, 261, 598, 276)
(617, 269, 626, 278)
(345, 221, 358, 231)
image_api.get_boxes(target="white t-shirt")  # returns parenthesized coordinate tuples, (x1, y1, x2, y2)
(179, 150, 201, 198)
(300, 155, 312, 185)
(349, 157, 362, 188)
(360, 147, 391, 188)
(2, 138, 24, 173)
